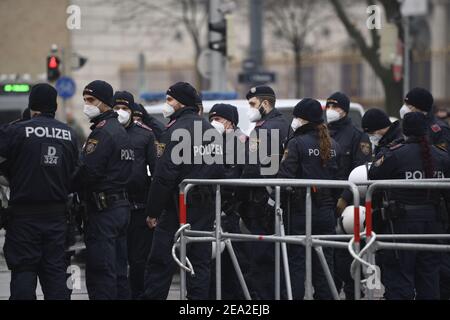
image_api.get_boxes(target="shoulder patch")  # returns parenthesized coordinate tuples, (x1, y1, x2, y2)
(360, 142, 371, 156)
(255, 120, 266, 128)
(249, 138, 259, 153)
(431, 124, 442, 133)
(166, 119, 177, 128)
(96, 120, 106, 128)
(135, 121, 153, 132)
(238, 135, 248, 144)
(84, 139, 99, 155)
(155, 142, 166, 158)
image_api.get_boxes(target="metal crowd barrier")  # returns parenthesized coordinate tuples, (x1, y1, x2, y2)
(173, 179, 362, 301)
(172, 178, 450, 301)
(363, 179, 450, 300)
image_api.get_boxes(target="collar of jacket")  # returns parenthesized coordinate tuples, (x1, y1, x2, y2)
(404, 136, 427, 144)
(328, 116, 351, 130)
(294, 122, 318, 136)
(379, 121, 402, 147)
(262, 108, 282, 121)
(170, 106, 198, 121)
(90, 109, 117, 129)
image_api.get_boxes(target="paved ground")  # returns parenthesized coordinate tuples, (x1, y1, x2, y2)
(0, 229, 383, 300)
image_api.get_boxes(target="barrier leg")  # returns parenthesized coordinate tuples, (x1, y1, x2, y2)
(224, 239, 252, 300)
(215, 185, 222, 300)
(275, 187, 281, 300)
(305, 187, 313, 300)
(180, 229, 187, 300)
(314, 246, 340, 300)
(179, 191, 187, 300)
(279, 212, 293, 300)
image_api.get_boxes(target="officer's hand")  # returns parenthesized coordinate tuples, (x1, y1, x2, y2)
(336, 198, 347, 217)
(146, 216, 158, 230)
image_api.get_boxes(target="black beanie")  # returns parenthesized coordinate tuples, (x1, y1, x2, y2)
(209, 104, 238, 125)
(293, 98, 324, 124)
(113, 91, 134, 108)
(28, 83, 57, 113)
(404, 87, 434, 113)
(362, 109, 392, 133)
(83, 80, 114, 107)
(130, 102, 145, 118)
(166, 82, 198, 107)
(326, 92, 350, 114)
(403, 112, 427, 137)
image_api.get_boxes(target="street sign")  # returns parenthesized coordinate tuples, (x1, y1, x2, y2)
(56, 76, 76, 100)
(238, 72, 276, 84)
(401, 0, 428, 17)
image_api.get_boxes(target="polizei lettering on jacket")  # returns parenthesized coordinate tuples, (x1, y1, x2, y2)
(25, 127, 72, 141)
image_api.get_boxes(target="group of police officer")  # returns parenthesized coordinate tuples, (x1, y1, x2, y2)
(0, 78, 449, 300)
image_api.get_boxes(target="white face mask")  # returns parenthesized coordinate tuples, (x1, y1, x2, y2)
(326, 109, 341, 123)
(400, 104, 411, 119)
(369, 134, 383, 147)
(211, 120, 225, 135)
(116, 109, 131, 125)
(83, 104, 101, 120)
(248, 107, 262, 123)
(291, 118, 304, 132)
(162, 103, 176, 119)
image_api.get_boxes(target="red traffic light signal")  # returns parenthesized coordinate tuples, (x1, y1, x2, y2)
(47, 55, 61, 82)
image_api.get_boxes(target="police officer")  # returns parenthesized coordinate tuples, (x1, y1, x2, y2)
(130, 102, 165, 142)
(72, 80, 134, 300)
(0, 84, 78, 300)
(400, 88, 450, 298)
(112, 91, 157, 299)
(326, 92, 371, 299)
(400, 88, 450, 153)
(141, 82, 222, 300)
(278, 98, 340, 300)
(361, 109, 404, 156)
(208, 103, 249, 300)
(369, 112, 450, 300)
(237, 86, 289, 300)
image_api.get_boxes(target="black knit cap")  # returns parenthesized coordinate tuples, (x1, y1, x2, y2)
(129, 102, 145, 118)
(83, 80, 114, 107)
(403, 112, 427, 137)
(113, 91, 134, 108)
(28, 83, 57, 113)
(166, 82, 199, 107)
(209, 104, 239, 125)
(362, 109, 392, 133)
(293, 98, 324, 124)
(326, 92, 350, 114)
(246, 86, 276, 101)
(405, 87, 434, 112)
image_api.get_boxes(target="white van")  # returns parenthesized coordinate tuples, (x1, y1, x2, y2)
(145, 99, 365, 136)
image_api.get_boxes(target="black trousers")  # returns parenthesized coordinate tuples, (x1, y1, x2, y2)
(127, 209, 154, 299)
(85, 204, 130, 300)
(4, 213, 69, 300)
(141, 200, 214, 300)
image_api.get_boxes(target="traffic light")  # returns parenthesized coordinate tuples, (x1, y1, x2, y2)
(47, 55, 61, 82)
(209, 15, 235, 59)
(209, 19, 227, 55)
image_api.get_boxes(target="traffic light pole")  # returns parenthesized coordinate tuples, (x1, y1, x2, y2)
(209, 0, 227, 92)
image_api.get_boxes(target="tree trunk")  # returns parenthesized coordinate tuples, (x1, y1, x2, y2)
(193, 43, 204, 91)
(294, 48, 302, 98)
(381, 75, 404, 117)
